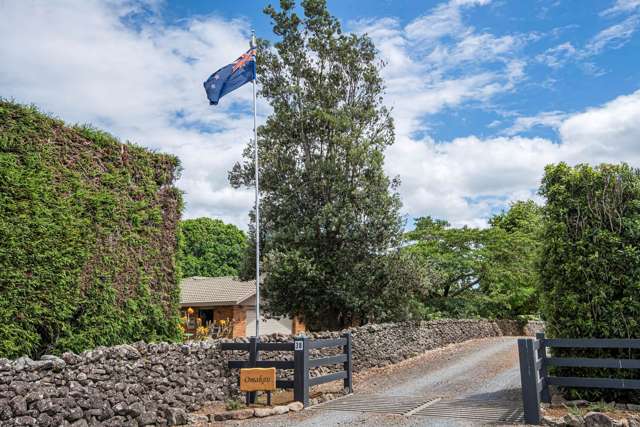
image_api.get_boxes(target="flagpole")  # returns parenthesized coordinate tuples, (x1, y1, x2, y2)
(251, 31, 260, 340)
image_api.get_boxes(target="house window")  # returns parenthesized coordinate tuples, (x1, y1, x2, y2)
(198, 308, 214, 326)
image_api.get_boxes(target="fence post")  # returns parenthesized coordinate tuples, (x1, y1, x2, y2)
(248, 336, 258, 404)
(518, 338, 541, 425)
(536, 332, 550, 403)
(293, 335, 309, 406)
(342, 332, 353, 394)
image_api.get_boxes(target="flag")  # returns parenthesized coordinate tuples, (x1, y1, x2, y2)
(203, 48, 256, 105)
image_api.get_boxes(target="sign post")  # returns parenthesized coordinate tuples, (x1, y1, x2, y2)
(240, 367, 276, 405)
(293, 336, 309, 406)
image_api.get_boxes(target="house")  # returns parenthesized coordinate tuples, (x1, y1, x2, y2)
(179, 276, 305, 338)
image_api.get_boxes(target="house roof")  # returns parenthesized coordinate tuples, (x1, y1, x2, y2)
(180, 276, 256, 307)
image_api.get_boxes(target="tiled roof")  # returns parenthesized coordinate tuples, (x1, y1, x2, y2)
(179, 276, 256, 306)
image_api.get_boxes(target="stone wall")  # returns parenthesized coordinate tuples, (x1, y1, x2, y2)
(0, 342, 233, 427)
(523, 320, 545, 337)
(0, 319, 541, 426)
(311, 319, 540, 371)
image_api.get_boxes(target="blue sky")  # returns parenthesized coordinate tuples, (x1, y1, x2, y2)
(1, 0, 640, 229)
(164, 0, 640, 141)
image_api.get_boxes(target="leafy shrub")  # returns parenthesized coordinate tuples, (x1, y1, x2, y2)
(539, 162, 640, 402)
(0, 101, 183, 358)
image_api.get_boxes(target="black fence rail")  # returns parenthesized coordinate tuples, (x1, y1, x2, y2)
(518, 332, 640, 424)
(221, 333, 353, 407)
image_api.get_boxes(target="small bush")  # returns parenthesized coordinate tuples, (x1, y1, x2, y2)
(225, 399, 245, 411)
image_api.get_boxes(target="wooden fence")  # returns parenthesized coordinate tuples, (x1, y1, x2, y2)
(221, 333, 353, 407)
(518, 332, 640, 424)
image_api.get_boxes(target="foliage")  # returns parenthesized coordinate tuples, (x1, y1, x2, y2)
(229, 0, 424, 329)
(405, 200, 542, 319)
(178, 217, 246, 278)
(225, 399, 245, 411)
(179, 315, 235, 340)
(209, 318, 235, 339)
(539, 162, 640, 402)
(194, 326, 209, 340)
(0, 100, 182, 358)
(481, 201, 542, 317)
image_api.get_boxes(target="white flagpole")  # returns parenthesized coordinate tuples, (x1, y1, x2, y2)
(251, 31, 260, 339)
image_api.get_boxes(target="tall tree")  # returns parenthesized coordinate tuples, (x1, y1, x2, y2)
(178, 218, 246, 278)
(404, 217, 485, 318)
(405, 200, 542, 318)
(229, 0, 421, 329)
(481, 200, 542, 317)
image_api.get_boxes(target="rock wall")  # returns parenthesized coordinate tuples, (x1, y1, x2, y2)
(349, 319, 535, 370)
(306, 319, 540, 371)
(0, 319, 541, 426)
(523, 320, 545, 337)
(0, 342, 233, 427)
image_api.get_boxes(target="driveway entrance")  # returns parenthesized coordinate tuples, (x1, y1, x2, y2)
(241, 336, 525, 426)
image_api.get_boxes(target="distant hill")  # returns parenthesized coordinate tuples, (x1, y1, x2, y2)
(0, 100, 183, 358)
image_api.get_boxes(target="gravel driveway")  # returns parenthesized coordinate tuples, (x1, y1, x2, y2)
(231, 336, 524, 426)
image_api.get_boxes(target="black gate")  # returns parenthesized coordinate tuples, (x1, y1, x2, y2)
(221, 333, 353, 407)
(519, 332, 640, 424)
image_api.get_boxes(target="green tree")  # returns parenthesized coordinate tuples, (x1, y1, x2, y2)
(405, 200, 542, 318)
(229, 0, 423, 329)
(178, 218, 246, 278)
(405, 217, 483, 301)
(481, 201, 542, 317)
(539, 162, 640, 402)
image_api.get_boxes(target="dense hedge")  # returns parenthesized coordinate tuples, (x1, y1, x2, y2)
(0, 101, 183, 359)
(540, 162, 640, 402)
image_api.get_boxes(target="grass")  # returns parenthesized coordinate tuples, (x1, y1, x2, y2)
(225, 398, 246, 411)
(561, 400, 621, 418)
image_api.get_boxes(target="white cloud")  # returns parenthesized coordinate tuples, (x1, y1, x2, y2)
(601, 0, 640, 16)
(389, 89, 640, 227)
(387, 134, 560, 227)
(560, 89, 640, 164)
(535, 42, 578, 68)
(537, 6, 639, 71)
(352, 0, 527, 138)
(585, 14, 640, 54)
(0, 0, 258, 229)
(2, 0, 639, 232)
(405, 0, 491, 43)
(502, 111, 568, 136)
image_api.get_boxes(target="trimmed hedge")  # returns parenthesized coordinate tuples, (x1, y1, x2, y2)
(0, 101, 183, 358)
(540, 162, 640, 402)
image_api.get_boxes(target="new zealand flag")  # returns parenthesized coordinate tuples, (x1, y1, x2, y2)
(203, 48, 256, 105)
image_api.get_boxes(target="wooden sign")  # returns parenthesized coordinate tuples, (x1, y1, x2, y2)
(240, 367, 276, 392)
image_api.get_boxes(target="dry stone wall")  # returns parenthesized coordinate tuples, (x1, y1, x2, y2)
(0, 319, 541, 426)
(347, 319, 535, 370)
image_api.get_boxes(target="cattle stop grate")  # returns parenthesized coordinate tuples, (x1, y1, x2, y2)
(413, 398, 524, 423)
(313, 394, 524, 423)
(312, 394, 439, 415)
